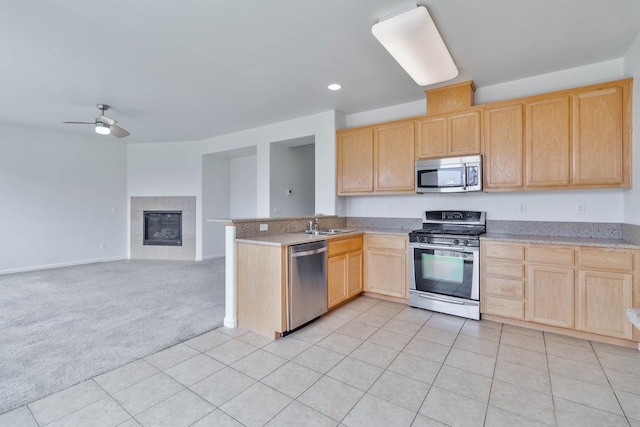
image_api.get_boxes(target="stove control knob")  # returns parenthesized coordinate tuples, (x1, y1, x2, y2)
(421, 236, 430, 244)
(464, 239, 470, 246)
(453, 239, 460, 245)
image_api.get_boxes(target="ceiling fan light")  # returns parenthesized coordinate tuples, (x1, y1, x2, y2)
(372, 5, 458, 86)
(95, 122, 111, 135)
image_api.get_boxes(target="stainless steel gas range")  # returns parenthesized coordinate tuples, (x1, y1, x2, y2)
(408, 211, 486, 320)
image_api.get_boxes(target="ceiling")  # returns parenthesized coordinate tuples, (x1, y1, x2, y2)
(2, 0, 640, 143)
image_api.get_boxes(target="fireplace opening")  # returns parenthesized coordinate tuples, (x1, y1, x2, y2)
(143, 211, 182, 246)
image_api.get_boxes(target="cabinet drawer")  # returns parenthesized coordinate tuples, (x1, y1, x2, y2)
(328, 236, 363, 257)
(579, 249, 633, 272)
(528, 246, 575, 266)
(484, 277, 524, 299)
(484, 260, 525, 279)
(365, 235, 407, 251)
(484, 243, 525, 261)
(483, 296, 525, 320)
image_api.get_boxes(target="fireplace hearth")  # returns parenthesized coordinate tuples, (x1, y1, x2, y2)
(144, 211, 182, 246)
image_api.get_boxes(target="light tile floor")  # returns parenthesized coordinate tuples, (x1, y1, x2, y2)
(2, 296, 640, 426)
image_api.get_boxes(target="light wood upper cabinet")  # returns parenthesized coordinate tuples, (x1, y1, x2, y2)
(374, 121, 415, 192)
(416, 116, 447, 158)
(449, 110, 481, 155)
(483, 103, 524, 190)
(572, 86, 626, 186)
(336, 128, 374, 194)
(416, 110, 481, 159)
(336, 120, 415, 196)
(525, 96, 571, 188)
(338, 78, 631, 195)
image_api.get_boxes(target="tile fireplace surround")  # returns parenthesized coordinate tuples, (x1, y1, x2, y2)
(130, 196, 196, 260)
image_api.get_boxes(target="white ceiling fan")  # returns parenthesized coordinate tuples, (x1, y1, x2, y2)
(63, 104, 130, 138)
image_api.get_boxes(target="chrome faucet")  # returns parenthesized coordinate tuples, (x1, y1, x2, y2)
(310, 216, 319, 231)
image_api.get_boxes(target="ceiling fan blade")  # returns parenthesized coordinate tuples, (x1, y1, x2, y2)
(63, 121, 95, 125)
(98, 115, 116, 126)
(110, 124, 130, 138)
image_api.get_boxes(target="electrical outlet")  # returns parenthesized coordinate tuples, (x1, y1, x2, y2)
(99, 243, 106, 250)
(111, 206, 117, 213)
(386, 204, 392, 212)
(259, 224, 268, 231)
(363, 203, 368, 213)
(519, 203, 527, 214)
(576, 203, 586, 214)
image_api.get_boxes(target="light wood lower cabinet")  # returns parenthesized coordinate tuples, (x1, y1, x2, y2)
(482, 240, 638, 343)
(327, 236, 363, 309)
(236, 242, 287, 339)
(364, 234, 408, 299)
(481, 241, 525, 319)
(527, 264, 575, 328)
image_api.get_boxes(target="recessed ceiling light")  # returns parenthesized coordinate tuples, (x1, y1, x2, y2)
(328, 83, 342, 91)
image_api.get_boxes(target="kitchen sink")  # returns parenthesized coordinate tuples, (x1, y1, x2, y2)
(300, 229, 356, 235)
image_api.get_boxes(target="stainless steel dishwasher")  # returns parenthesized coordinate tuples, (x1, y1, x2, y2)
(288, 240, 328, 331)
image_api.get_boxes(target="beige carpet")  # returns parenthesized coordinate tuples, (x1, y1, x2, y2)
(0, 258, 225, 414)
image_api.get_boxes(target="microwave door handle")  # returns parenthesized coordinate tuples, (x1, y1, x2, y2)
(462, 163, 468, 190)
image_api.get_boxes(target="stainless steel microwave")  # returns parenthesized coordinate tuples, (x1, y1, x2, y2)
(415, 155, 482, 193)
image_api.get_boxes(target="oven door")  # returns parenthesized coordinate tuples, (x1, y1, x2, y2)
(409, 244, 479, 301)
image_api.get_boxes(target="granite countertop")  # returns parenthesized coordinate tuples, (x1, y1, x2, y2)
(236, 228, 408, 247)
(482, 233, 640, 249)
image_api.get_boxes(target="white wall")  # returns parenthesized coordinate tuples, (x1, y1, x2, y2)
(230, 155, 257, 218)
(198, 111, 338, 217)
(624, 33, 640, 225)
(127, 141, 203, 258)
(202, 154, 229, 258)
(0, 124, 127, 273)
(270, 143, 315, 217)
(127, 111, 338, 259)
(345, 59, 628, 222)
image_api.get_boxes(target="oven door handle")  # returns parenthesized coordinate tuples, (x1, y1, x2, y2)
(417, 294, 466, 305)
(409, 243, 478, 253)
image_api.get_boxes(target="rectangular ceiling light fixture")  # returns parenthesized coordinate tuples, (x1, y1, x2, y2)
(372, 5, 458, 86)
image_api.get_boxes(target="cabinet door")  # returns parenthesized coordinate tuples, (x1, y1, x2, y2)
(449, 110, 481, 156)
(572, 86, 624, 186)
(577, 270, 633, 339)
(526, 96, 570, 188)
(416, 116, 447, 159)
(328, 254, 348, 309)
(364, 249, 407, 298)
(527, 265, 575, 328)
(347, 250, 363, 298)
(483, 104, 524, 190)
(374, 121, 415, 192)
(337, 128, 374, 194)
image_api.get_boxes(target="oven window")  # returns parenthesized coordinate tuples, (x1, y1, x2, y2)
(418, 168, 464, 188)
(413, 248, 476, 300)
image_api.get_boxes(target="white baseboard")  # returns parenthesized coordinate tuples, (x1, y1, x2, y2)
(202, 254, 225, 261)
(0, 256, 127, 275)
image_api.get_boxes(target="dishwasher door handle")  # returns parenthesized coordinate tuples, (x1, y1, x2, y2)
(291, 247, 327, 257)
